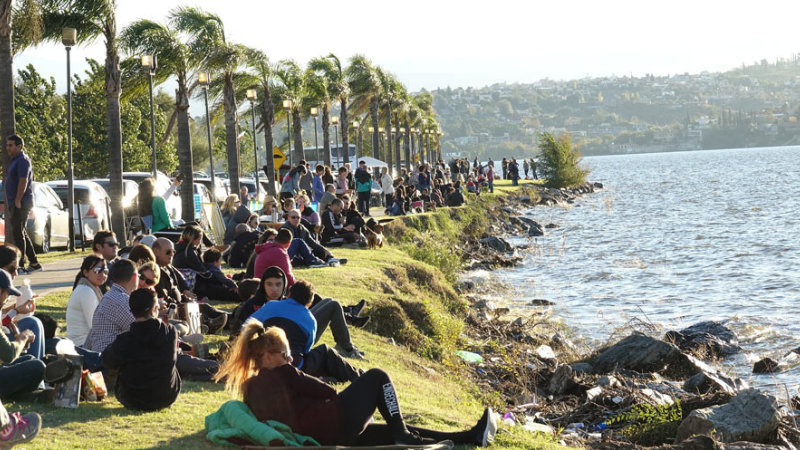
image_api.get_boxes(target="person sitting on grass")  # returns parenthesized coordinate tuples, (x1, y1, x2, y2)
(319, 183, 337, 213)
(281, 209, 343, 264)
(226, 223, 259, 269)
(66, 255, 107, 347)
(0, 270, 45, 400)
(175, 225, 239, 303)
(216, 324, 498, 447)
(101, 288, 180, 411)
(202, 248, 239, 300)
(232, 266, 368, 357)
(447, 185, 465, 207)
(245, 279, 363, 382)
(321, 199, 358, 245)
(253, 229, 298, 286)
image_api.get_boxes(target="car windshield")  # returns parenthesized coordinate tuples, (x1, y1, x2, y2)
(51, 186, 93, 203)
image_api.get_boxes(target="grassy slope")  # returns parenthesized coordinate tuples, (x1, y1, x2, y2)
(5, 179, 563, 450)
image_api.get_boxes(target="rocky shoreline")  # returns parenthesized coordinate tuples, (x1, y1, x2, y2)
(454, 184, 799, 450)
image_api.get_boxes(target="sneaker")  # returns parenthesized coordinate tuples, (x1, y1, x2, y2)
(329, 258, 348, 266)
(335, 343, 365, 360)
(350, 299, 366, 317)
(0, 412, 42, 447)
(475, 407, 498, 447)
(16, 267, 30, 276)
(180, 333, 204, 346)
(346, 315, 370, 328)
(309, 262, 327, 269)
(25, 264, 43, 273)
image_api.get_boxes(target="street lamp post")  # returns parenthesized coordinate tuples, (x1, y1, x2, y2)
(63, 28, 76, 251)
(246, 89, 259, 202)
(198, 72, 216, 199)
(141, 55, 158, 178)
(282, 99, 292, 167)
(331, 116, 340, 167)
(310, 107, 319, 165)
(378, 127, 385, 167)
(400, 127, 408, 173)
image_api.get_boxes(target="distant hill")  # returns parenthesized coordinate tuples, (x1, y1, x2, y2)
(432, 55, 800, 158)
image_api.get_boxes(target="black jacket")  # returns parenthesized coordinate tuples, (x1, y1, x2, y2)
(155, 264, 188, 305)
(173, 242, 211, 277)
(230, 266, 287, 334)
(102, 318, 181, 411)
(228, 230, 259, 268)
(224, 205, 253, 245)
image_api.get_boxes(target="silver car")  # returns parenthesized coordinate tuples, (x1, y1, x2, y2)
(0, 181, 70, 252)
(46, 180, 112, 243)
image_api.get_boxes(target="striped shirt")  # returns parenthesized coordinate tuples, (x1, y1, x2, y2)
(83, 284, 134, 353)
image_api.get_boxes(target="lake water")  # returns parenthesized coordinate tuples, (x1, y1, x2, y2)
(492, 145, 800, 393)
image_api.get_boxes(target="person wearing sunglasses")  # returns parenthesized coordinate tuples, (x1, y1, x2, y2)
(137, 262, 160, 290)
(66, 256, 108, 347)
(91, 230, 121, 291)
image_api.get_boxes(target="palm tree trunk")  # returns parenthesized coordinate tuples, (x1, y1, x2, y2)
(176, 81, 195, 222)
(340, 97, 349, 165)
(322, 105, 330, 166)
(0, 0, 15, 238)
(370, 99, 379, 178)
(403, 121, 411, 173)
(105, 31, 126, 240)
(261, 83, 276, 196)
(393, 113, 401, 175)
(223, 72, 240, 195)
(384, 105, 392, 175)
(292, 110, 303, 162)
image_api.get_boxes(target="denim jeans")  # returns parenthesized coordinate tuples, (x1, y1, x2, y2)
(13, 316, 44, 360)
(0, 354, 46, 399)
(357, 191, 371, 216)
(6, 203, 37, 266)
(288, 239, 319, 266)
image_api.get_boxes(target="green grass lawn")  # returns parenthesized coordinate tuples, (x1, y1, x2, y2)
(34, 249, 85, 266)
(4, 191, 567, 449)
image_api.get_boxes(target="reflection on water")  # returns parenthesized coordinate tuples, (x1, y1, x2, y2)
(495, 146, 800, 392)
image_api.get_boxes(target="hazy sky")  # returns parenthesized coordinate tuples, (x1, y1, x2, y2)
(14, 0, 800, 94)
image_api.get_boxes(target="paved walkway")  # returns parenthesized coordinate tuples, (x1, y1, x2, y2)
(17, 256, 84, 297)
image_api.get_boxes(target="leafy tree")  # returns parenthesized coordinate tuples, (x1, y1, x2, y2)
(244, 48, 277, 195)
(536, 132, 589, 188)
(275, 59, 306, 162)
(347, 55, 381, 173)
(14, 64, 67, 181)
(309, 54, 350, 164)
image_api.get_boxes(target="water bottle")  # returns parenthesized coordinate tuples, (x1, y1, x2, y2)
(594, 422, 608, 431)
(16, 278, 34, 320)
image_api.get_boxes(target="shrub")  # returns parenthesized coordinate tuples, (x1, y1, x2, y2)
(536, 132, 589, 188)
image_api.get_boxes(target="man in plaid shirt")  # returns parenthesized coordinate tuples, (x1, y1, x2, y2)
(84, 260, 139, 353)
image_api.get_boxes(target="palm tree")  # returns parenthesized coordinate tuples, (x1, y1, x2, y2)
(275, 59, 306, 163)
(175, 7, 246, 194)
(309, 54, 349, 164)
(303, 64, 330, 166)
(120, 12, 202, 222)
(37, 0, 126, 237)
(347, 55, 381, 176)
(244, 48, 277, 196)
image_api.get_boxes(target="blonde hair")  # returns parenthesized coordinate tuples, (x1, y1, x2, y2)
(138, 261, 161, 285)
(222, 194, 240, 214)
(214, 323, 288, 396)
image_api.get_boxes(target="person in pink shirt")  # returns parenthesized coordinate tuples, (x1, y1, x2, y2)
(254, 228, 295, 287)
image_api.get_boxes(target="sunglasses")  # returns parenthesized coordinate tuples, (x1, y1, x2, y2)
(288, 215, 300, 220)
(139, 273, 156, 286)
(271, 350, 291, 360)
(104, 241, 120, 247)
(91, 266, 109, 275)
(165, 250, 175, 256)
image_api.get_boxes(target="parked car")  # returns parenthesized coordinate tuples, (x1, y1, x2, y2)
(87, 178, 139, 217)
(118, 172, 181, 220)
(223, 178, 267, 202)
(0, 181, 70, 252)
(45, 180, 112, 243)
(175, 182, 215, 219)
(194, 177, 229, 203)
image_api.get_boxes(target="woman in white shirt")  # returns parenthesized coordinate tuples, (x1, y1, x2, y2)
(66, 255, 107, 346)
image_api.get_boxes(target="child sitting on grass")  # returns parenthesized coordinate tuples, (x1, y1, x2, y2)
(101, 288, 180, 411)
(203, 248, 239, 301)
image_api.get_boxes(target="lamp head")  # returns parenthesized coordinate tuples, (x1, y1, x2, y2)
(246, 88, 257, 102)
(352, 121, 360, 128)
(378, 127, 385, 133)
(331, 116, 339, 125)
(399, 127, 406, 133)
(282, 99, 291, 108)
(368, 126, 374, 133)
(141, 55, 156, 71)
(62, 28, 77, 47)
(310, 107, 318, 117)
(198, 72, 209, 86)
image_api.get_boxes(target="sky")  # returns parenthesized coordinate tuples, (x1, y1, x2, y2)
(14, 0, 800, 96)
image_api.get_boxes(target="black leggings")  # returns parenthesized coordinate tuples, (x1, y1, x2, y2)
(336, 369, 476, 446)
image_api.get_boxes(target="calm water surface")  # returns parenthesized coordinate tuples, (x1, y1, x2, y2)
(493, 146, 800, 392)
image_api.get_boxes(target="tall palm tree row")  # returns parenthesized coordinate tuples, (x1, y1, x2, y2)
(347, 54, 382, 176)
(245, 48, 277, 196)
(275, 59, 306, 163)
(305, 59, 332, 166)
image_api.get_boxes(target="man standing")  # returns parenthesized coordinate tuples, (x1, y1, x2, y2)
(5, 136, 41, 274)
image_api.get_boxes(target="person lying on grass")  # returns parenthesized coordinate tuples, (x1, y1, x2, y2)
(216, 323, 498, 447)
(101, 288, 180, 411)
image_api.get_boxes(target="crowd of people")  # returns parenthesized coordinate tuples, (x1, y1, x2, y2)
(0, 151, 519, 448)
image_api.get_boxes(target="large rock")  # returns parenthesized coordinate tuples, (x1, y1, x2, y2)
(592, 333, 700, 378)
(675, 389, 780, 444)
(665, 321, 741, 359)
(548, 364, 579, 395)
(479, 236, 511, 253)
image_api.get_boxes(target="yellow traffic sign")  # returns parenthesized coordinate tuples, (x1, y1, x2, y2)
(273, 146, 286, 168)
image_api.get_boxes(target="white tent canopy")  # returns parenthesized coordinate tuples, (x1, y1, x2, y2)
(353, 156, 388, 169)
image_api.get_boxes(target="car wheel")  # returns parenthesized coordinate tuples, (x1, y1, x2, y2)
(37, 225, 50, 254)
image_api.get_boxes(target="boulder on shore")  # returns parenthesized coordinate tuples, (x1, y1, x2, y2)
(665, 321, 741, 359)
(675, 389, 780, 444)
(479, 236, 512, 253)
(592, 333, 699, 378)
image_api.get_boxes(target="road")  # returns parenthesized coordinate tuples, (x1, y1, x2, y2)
(16, 256, 84, 296)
